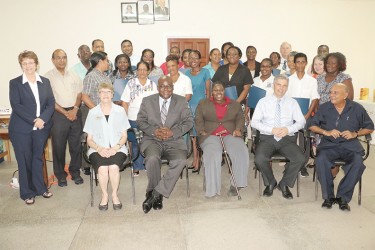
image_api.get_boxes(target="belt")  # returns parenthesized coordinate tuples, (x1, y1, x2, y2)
(63, 107, 74, 111)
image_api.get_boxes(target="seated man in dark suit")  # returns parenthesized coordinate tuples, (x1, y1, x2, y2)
(137, 76, 193, 213)
(309, 83, 374, 211)
(251, 75, 306, 199)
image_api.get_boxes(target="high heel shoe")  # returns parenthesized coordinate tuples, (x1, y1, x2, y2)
(192, 166, 201, 174)
(99, 203, 108, 211)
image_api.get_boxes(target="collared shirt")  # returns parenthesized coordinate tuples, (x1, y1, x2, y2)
(70, 62, 89, 80)
(83, 68, 111, 106)
(159, 96, 171, 113)
(45, 68, 82, 107)
(109, 70, 137, 101)
(311, 99, 374, 152)
(83, 103, 130, 156)
(252, 75, 275, 96)
(23, 73, 43, 130)
(251, 94, 306, 136)
(286, 72, 320, 106)
(203, 63, 216, 78)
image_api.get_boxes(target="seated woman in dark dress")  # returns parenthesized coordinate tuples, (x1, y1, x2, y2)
(84, 83, 130, 211)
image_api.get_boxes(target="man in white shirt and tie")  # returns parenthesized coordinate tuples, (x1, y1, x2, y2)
(252, 75, 306, 199)
(280, 42, 292, 71)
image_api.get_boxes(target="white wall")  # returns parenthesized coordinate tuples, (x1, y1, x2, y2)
(1, 0, 375, 107)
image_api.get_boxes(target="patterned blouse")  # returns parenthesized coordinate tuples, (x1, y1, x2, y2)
(317, 72, 351, 105)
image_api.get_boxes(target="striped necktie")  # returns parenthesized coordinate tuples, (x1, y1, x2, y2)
(282, 60, 287, 71)
(161, 100, 168, 125)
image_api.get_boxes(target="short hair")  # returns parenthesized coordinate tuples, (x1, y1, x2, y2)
(311, 55, 325, 75)
(269, 52, 281, 60)
(165, 54, 179, 64)
(121, 39, 132, 46)
(274, 74, 289, 85)
(189, 50, 201, 59)
(324, 52, 347, 72)
(18, 50, 39, 66)
(335, 83, 349, 93)
(288, 51, 298, 58)
(208, 48, 220, 62)
(280, 42, 292, 48)
(98, 82, 114, 93)
(170, 46, 180, 54)
(78, 45, 90, 54)
(260, 58, 272, 66)
(137, 60, 151, 71)
(293, 52, 307, 63)
(226, 46, 242, 58)
(51, 49, 66, 59)
(246, 46, 257, 53)
(221, 42, 234, 58)
(211, 81, 225, 90)
(318, 44, 329, 51)
(92, 39, 103, 47)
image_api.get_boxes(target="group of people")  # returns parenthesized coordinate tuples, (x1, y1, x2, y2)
(8, 39, 373, 213)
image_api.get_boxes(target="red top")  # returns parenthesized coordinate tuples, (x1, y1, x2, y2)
(211, 96, 231, 136)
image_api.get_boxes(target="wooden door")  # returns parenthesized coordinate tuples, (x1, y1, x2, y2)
(167, 38, 210, 66)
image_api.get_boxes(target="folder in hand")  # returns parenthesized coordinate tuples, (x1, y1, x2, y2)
(225, 86, 238, 100)
(293, 97, 310, 115)
(247, 85, 266, 108)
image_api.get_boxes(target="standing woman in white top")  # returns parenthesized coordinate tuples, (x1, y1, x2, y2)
(166, 54, 192, 101)
(9, 51, 55, 205)
(84, 83, 130, 211)
(121, 61, 158, 176)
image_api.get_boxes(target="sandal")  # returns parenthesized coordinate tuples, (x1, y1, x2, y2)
(42, 191, 53, 198)
(25, 197, 35, 205)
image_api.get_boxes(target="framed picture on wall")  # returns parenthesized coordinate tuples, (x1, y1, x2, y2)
(154, 0, 170, 21)
(121, 2, 138, 23)
(137, 0, 154, 25)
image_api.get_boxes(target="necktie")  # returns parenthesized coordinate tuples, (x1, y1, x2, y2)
(282, 60, 287, 71)
(274, 99, 281, 141)
(161, 100, 168, 125)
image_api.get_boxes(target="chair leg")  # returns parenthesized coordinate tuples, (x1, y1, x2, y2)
(297, 172, 300, 198)
(90, 167, 94, 207)
(254, 167, 257, 179)
(313, 166, 316, 182)
(315, 177, 319, 201)
(259, 172, 262, 196)
(131, 166, 136, 205)
(186, 166, 190, 197)
(202, 161, 206, 192)
(358, 177, 362, 206)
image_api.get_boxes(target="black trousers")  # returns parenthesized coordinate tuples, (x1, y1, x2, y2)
(10, 129, 50, 200)
(254, 135, 306, 187)
(51, 110, 82, 180)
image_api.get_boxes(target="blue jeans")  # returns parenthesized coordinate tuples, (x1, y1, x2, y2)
(128, 120, 145, 171)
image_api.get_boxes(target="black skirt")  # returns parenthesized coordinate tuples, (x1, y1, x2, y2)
(89, 152, 127, 173)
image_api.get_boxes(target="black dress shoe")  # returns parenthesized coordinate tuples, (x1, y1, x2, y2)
(263, 181, 277, 197)
(153, 195, 163, 210)
(58, 179, 67, 187)
(71, 175, 84, 185)
(83, 168, 91, 176)
(322, 198, 336, 209)
(142, 191, 154, 214)
(337, 197, 351, 211)
(277, 184, 293, 199)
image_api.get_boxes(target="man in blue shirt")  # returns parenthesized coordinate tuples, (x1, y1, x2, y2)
(310, 83, 374, 211)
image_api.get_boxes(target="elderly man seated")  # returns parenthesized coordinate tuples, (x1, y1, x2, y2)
(252, 75, 306, 199)
(309, 83, 374, 211)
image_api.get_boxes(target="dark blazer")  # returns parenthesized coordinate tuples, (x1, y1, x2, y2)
(155, 6, 169, 15)
(9, 75, 55, 134)
(195, 98, 245, 145)
(137, 93, 193, 152)
(243, 60, 261, 78)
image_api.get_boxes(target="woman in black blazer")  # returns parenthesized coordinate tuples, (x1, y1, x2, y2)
(9, 51, 55, 205)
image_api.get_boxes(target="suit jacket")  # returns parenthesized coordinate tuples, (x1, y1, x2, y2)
(155, 6, 169, 15)
(137, 93, 193, 152)
(243, 60, 261, 78)
(9, 75, 55, 134)
(195, 98, 245, 145)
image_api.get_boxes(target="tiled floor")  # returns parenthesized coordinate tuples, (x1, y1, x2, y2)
(1, 144, 375, 250)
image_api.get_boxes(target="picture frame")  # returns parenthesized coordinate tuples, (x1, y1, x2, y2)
(154, 0, 170, 21)
(121, 2, 138, 23)
(137, 0, 154, 25)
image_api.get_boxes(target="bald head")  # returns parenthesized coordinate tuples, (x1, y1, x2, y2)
(280, 42, 292, 59)
(52, 49, 66, 59)
(330, 83, 348, 105)
(51, 49, 67, 72)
